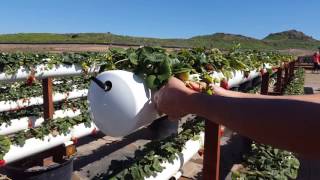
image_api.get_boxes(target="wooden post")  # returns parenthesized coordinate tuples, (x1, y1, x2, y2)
(42, 78, 54, 119)
(41, 77, 55, 166)
(260, 72, 270, 95)
(289, 61, 295, 79)
(284, 63, 289, 86)
(275, 67, 283, 93)
(203, 121, 220, 180)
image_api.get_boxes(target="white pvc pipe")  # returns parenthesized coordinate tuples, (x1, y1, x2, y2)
(228, 70, 260, 88)
(3, 122, 97, 164)
(0, 64, 99, 82)
(0, 109, 81, 135)
(0, 89, 88, 112)
(144, 132, 204, 180)
(71, 122, 98, 138)
(190, 70, 260, 88)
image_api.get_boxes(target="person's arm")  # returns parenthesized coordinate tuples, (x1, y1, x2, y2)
(154, 77, 320, 158)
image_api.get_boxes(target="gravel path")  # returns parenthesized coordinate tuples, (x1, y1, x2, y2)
(304, 70, 320, 94)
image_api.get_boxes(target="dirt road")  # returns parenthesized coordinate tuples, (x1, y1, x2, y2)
(0, 44, 137, 53)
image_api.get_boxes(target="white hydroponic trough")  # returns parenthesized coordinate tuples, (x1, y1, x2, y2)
(0, 64, 99, 82)
(145, 132, 204, 180)
(3, 122, 97, 164)
(0, 109, 82, 135)
(0, 89, 88, 112)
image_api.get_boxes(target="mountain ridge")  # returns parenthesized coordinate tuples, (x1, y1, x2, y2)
(0, 30, 319, 50)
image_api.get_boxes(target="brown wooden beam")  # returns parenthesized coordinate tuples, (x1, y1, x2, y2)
(275, 67, 283, 93)
(284, 63, 289, 86)
(260, 72, 270, 95)
(289, 61, 295, 79)
(203, 120, 220, 180)
(42, 78, 54, 120)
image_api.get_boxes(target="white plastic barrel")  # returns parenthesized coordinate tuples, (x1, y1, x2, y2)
(88, 70, 159, 137)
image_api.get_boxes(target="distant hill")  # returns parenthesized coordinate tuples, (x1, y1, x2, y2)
(0, 30, 319, 50)
(189, 33, 271, 49)
(264, 30, 316, 41)
(0, 33, 192, 48)
(263, 30, 320, 49)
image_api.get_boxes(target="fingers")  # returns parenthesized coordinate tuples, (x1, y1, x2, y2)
(186, 81, 207, 92)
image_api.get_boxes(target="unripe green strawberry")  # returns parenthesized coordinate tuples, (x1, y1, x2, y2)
(177, 71, 190, 82)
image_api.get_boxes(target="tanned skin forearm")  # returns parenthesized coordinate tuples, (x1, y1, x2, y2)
(185, 92, 320, 158)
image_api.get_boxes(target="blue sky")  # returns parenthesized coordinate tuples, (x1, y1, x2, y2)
(0, 0, 319, 39)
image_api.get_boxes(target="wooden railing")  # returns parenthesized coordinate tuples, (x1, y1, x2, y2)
(203, 60, 297, 180)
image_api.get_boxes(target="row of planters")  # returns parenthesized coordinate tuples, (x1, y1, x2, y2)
(0, 46, 293, 179)
(231, 68, 305, 180)
(0, 76, 90, 102)
(0, 46, 293, 159)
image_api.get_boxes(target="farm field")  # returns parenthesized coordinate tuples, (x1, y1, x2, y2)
(0, 29, 319, 53)
(2, 1, 320, 179)
(0, 43, 314, 58)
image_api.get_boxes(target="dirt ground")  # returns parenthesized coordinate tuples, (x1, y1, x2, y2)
(304, 70, 320, 94)
(279, 49, 314, 57)
(0, 44, 315, 56)
(0, 44, 135, 53)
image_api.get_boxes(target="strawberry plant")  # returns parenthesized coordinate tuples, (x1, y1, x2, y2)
(284, 68, 304, 95)
(0, 136, 10, 160)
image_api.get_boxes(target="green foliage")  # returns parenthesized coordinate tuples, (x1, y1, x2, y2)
(232, 144, 300, 180)
(0, 136, 11, 160)
(284, 68, 305, 95)
(0, 46, 292, 91)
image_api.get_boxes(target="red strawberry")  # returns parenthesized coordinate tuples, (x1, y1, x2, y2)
(26, 75, 36, 86)
(72, 107, 77, 112)
(205, 64, 214, 72)
(220, 79, 228, 89)
(71, 137, 78, 144)
(91, 128, 97, 135)
(220, 126, 225, 137)
(28, 119, 33, 128)
(244, 71, 249, 78)
(198, 148, 204, 156)
(22, 98, 28, 103)
(0, 159, 6, 166)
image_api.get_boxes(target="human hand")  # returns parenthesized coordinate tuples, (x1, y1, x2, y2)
(186, 81, 231, 96)
(153, 77, 234, 120)
(153, 77, 196, 120)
